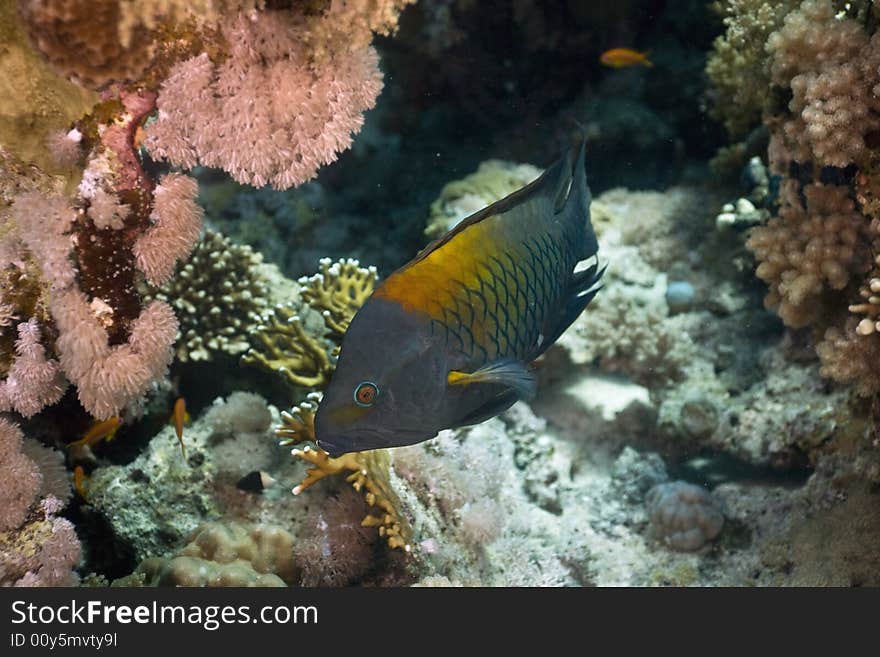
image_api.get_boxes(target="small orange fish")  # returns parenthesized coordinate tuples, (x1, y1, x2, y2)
(171, 397, 190, 459)
(600, 48, 653, 68)
(74, 465, 88, 499)
(69, 417, 121, 449)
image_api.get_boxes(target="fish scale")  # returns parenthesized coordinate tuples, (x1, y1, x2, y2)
(433, 231, 573, 367)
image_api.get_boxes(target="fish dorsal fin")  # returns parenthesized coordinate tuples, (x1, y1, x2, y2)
(407, 141, 583, 268)
(447, 358, 536, 399)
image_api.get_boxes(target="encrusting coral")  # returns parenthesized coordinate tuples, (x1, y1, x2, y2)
(122, 521, 299, 587)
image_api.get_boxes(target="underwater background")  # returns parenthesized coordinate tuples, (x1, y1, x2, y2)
(1, 0, 879, 587)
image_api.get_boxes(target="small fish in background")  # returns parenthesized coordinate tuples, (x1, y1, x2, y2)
(73, 465, 89, 499)
(68, 416, 121, 450)
(171, 397, 190, 459)
(315, 136, 604, 456)
(600, 48, 653, 68)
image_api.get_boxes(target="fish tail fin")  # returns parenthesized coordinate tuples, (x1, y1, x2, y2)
(551, 127, 598, 259)
(642, 50, 654, 66)
(570, 136, 599, 260)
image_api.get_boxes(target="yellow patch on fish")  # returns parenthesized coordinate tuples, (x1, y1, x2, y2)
(376, 215, 506, 320)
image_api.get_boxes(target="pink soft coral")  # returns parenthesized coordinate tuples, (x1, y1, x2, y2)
(0, 319, 67, 417)
(133, 173, 203, 286)
(145, 10, 384, 190)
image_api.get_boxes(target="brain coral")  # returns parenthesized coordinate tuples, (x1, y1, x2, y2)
(646, 481, 724, 552)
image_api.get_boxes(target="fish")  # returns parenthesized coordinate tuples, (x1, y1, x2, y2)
(73, 465, 88, 499)
(171, 397, 189, 459)
(600, 48, 653, 68)
(68, 416, 121, 449)
(314, 137, 603, 456)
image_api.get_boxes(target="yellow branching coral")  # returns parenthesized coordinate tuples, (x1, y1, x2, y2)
(275, 395, 320, 447)
(275, 402, 412, 551)
(299, 258, 377, 338)
(243, 305, 334, 389)
(288, 445, 412, 552)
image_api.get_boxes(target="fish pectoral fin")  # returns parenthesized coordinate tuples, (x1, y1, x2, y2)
(447, 359, 536, 399)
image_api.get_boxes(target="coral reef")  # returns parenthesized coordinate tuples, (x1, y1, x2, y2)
(706, 0, 880, 395)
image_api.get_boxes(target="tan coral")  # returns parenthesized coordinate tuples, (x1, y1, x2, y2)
(123, 521, 299, 587)
(816, 320, 880, 396)
(747, 181, 872, 328)
(289, 445, 412, 551)
(243, 305, 334, 388)
(17, 0, 159, 89)
(299, 258, 377, 338)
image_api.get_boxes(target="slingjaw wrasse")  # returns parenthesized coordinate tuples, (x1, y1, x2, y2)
(315, 138, 604, 456)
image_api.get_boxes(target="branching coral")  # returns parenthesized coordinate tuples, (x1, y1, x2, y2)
(274, 402, 412, 551)
(148, 229, 271, 362)
(767, 0, 880, 168)
(244, 304, 334, 388)
(289, 445, 412, 551)
(245, 255, 374, 384)
(747, 181, 872, 328)
(145, 8, 387, 189)
(298, 258, 377, 338)
(706, 0, 800, 139)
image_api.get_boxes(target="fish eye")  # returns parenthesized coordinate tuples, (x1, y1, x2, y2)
(354, 381, 379, 407)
